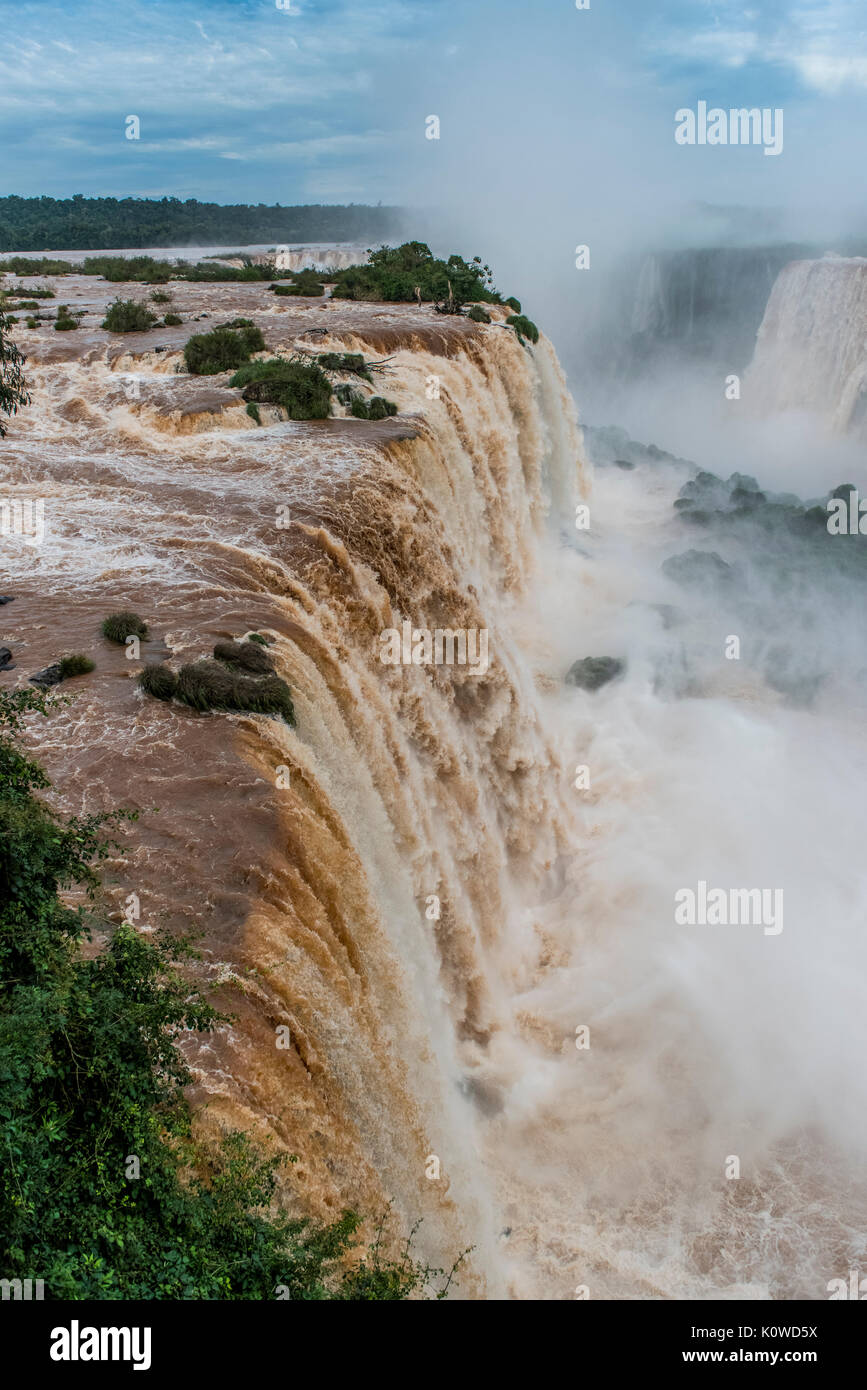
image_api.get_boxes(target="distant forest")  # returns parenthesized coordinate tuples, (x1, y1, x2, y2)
(0, 195, 405, 251)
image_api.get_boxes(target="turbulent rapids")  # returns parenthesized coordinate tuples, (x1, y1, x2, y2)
(4, 267, 867, 1300)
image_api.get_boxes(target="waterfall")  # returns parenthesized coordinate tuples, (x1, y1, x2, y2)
(624, 246, 810, 369)
(1, 279, 584, 1295)
(747, 256, 867, 435)
(273, 247, 370, 273)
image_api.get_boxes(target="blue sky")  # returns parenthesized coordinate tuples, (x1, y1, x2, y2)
(0, 0, 865, 252)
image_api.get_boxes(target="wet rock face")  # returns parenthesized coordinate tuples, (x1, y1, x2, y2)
(29, 662, 63, 688)
(565, 655, 625, 691)
(662, 549, 736, 590)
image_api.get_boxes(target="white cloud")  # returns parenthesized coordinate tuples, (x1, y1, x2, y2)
(655, 28, 761, 69)
(789, 51, 867, 90)
(653, 0, 867, 90)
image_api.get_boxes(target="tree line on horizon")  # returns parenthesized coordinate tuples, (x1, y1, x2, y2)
(0, 195, 405, 252)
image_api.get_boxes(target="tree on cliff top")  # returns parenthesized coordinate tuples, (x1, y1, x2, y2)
(0, 308, 30, 436)
(0, 688, 464, 1299)
(330, 241, 501, 307)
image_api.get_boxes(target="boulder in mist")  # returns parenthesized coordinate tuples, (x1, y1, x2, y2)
(566, 656, 625, 691)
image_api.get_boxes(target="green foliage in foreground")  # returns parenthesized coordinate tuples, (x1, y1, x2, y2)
(229, 357, 332, 420)
(0, 310, 30, 436)
(0, 688, 465, 1299)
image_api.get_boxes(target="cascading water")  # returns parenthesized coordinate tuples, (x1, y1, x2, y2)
(747, 256, 867, 436)
(3, 270, 866, 1299)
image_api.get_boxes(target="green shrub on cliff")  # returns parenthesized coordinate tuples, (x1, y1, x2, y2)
(507, 313, 539, 345)
(0, 687, 465, 1299)
(229, 357, 332, 420)
(330, 242, 503, 306)
(467, 305, 491, 324)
